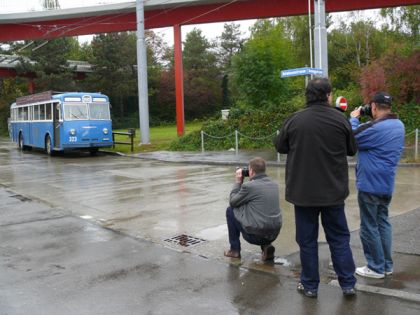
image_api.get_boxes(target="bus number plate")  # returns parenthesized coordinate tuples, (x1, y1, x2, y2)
(69, 136, 77, 142)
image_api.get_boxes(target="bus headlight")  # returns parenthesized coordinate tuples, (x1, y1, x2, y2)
(103, 128, 109, 135)
(69, 129, 76, 135)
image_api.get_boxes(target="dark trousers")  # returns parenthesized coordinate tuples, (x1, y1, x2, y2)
(226, 207, 273, 251)
(295, 205, 356, 291)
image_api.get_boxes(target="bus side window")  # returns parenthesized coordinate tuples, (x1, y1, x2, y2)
(46, 103, 52, 120)
(34, 105, 40, 121)
(23, 107, 28, 121)
(40, 104, 46, 120)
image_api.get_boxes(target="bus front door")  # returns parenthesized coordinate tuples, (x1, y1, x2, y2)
(53, 103, 61, 148)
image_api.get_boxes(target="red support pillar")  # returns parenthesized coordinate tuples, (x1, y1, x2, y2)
(174, 24, 185, 136)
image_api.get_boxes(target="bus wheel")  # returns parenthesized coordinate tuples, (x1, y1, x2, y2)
(89, 148, 99, 156)
(45, 135, 54, 156)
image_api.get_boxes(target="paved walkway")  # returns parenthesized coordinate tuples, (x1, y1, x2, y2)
(1, 186, 420, 314)
(129, 150, 420, 301)
(1, 141, 419, 314)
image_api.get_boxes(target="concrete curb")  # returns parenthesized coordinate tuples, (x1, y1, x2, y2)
(329, 279, 420, 303)
(105, 151, 420, 168)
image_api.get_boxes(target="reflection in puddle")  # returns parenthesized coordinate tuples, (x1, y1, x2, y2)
(83, 224, 113, 243)
(196, 224, 227, 241)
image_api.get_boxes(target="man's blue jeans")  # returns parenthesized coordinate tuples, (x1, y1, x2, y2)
(295, 205, 356, 291)
(358, 191, 393, 274)
(226, 207, 273, 251)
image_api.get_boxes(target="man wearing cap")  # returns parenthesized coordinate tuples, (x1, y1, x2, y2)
(350, 92, 405, 279)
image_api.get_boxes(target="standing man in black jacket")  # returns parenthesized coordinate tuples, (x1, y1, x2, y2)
(274, 77, 357, 298)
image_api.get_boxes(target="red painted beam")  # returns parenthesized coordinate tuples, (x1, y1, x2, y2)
(0, 0, 418, 41)
(0, 68, 36, 78)
(0, 68, 17, 77)
(173, 25, 185, 137)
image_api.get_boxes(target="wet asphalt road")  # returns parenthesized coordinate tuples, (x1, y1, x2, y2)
(1, 139, 419, 261)
(1, 138, 420, 314)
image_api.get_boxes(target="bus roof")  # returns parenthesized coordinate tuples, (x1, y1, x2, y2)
(15, 91, 107, 106)
(16, 91, 55, 105)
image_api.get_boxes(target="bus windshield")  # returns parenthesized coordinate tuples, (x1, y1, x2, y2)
(89, 102, 111, 120)
(64, 103, 88, 120)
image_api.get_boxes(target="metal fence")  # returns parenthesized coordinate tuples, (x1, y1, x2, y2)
(201, 128, 419, 162)
(404, 129, 419, 161)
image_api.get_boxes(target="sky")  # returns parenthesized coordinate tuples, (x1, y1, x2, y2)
(0, 0, 384, 46)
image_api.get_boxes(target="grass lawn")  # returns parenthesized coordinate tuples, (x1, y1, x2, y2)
(109, 121, 202, 154)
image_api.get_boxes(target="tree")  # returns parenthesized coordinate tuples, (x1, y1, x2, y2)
(381, 6, 420, 46)
(84, 31, 170, 127)
(360, 49, 420, 105)
(217, 23, 244, 69)
(145, 31, 170, 124)
(16, 37, 79, 92)
(230, 19, 298, 109)
(328, 17, 386, 90)
(182, 28, 222, 118)
(282, 15, 312, 67)
(85, 32, 138, 126)
(217, 23, 244, 109)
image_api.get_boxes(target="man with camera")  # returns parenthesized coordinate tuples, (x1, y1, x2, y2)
(350, 92, 405, 279)
(275, 77, 357, 298)
(224, 157, 282, 261)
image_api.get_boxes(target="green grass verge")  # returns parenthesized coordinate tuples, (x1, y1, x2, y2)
(108, 121, 203, 154)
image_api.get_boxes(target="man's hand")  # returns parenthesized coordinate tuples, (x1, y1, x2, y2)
(350, 106, 362, 118)
(235, 168, 243, 184)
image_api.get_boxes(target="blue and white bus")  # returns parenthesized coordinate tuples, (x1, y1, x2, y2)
(9, 91, 113, 155)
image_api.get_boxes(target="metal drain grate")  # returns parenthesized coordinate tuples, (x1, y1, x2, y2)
(164, 234, 206, 247)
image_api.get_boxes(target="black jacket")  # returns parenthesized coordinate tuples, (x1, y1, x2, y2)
(274, 102, 357, 207)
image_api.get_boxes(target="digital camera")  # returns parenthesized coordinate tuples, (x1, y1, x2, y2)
(237, 167, 249, 177)
(359, 104, 372, 117)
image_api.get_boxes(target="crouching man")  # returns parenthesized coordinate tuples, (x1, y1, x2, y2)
(224, 157, 282, 261)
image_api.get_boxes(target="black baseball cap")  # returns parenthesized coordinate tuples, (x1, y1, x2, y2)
(371, 92, 392, 106)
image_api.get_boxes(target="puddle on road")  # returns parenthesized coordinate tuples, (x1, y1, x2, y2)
(196, 224, 227, 241)
(82, 224, 113, 243)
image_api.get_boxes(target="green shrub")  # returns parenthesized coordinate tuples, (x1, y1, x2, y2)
(395, 102, 420, 132)
(169, 101, 304, 151)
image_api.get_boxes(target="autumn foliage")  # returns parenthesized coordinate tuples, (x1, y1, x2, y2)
(360, 50, 420, 106)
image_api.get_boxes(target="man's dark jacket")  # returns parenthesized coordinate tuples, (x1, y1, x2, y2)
(274, 102, 357, 207)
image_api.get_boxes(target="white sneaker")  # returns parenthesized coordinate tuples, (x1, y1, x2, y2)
(356, 266, 385, 279)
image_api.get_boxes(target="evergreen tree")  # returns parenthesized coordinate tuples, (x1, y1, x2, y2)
(86, 32, 137, 126)
(218, 23, 243, 69)
(217, 23, 244, 109)
(16, 37, 78, 92)
(182, 28, 221, 118)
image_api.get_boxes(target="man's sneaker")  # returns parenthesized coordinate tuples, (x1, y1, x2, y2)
(385, 270, 393, 276)
(342, 287, 356, 297)
(356, 266, 385, 279)
(297, 283, 318, 298)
